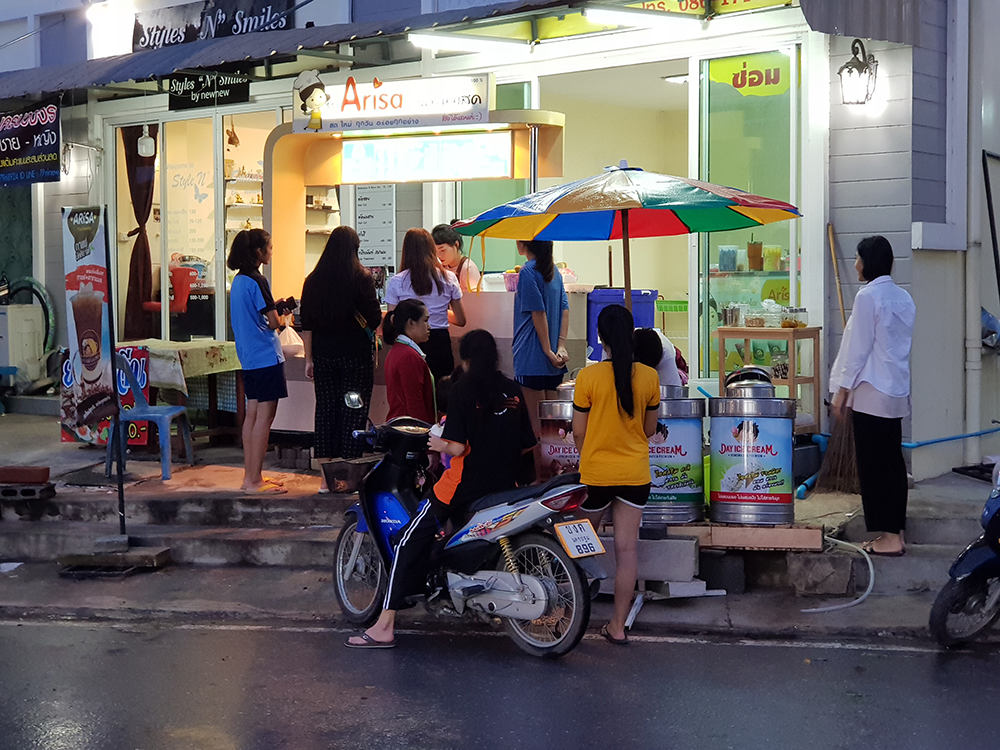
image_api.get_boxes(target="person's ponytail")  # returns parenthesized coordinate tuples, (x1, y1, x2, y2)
(383, 298, 426, 345)
(597, 304, 635, 418)
(524, 240, 555, 283)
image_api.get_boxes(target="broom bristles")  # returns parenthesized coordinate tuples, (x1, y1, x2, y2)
(816, 407, 861, 495)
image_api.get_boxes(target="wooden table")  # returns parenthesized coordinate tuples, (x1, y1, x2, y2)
(716, 326, 822, 434)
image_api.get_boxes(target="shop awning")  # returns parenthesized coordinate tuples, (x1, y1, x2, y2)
(0, 0, 570, 102)
(799, 0, 921, 46)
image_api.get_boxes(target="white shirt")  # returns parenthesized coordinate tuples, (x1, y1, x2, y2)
(385, 268, 462, 329)
(830, 275, 915, 410)
(652, 329, 683, 387)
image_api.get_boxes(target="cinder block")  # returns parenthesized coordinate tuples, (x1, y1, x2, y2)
(94, 534, 130, 553)
(787, 551, 855, 596)
(597, 536, 699, 594)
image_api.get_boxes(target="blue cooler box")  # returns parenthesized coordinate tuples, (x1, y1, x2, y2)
(586, 288, 658, 354)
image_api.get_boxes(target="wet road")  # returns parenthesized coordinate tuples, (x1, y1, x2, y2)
(0, 620, 997, 750)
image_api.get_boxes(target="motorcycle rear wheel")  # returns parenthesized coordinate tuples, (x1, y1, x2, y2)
(333, 514, 387, 627)
(501, 533, 590, 658)
(929, 576, 1000, 647)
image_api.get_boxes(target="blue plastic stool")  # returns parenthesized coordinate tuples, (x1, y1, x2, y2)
(105, 353, 193, 480)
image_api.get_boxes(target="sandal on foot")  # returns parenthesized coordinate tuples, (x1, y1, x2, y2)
(861, 540, 905, 557)
(345, 633, 396, 649)
(244, 482, 287, 495)
(600, 624, 629, 645)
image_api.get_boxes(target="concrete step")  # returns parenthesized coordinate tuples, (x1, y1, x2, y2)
(841, 513, 982, 547)
(853, 543, 961, 595)
(7, 394, 59, 416)
(0, 520, 342, 567)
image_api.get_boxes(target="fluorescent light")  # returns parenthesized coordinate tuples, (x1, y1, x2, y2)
(86, 0, 136, 58)
(662, 74, 689, 85)
(584, 6, 702, 30)
(408, 32, 530, 55)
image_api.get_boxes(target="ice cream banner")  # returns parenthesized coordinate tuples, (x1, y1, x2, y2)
(61, 346, 150, 446)
(538, 413, 580, 482)
(709, 416, 792, 503)
(61, 206, 118, 431)
(649, 418, 704, 503)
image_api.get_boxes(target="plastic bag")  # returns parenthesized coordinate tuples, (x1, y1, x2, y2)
(278, 325, 304, 357)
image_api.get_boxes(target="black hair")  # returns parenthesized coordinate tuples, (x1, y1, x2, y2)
(383, 298, 427, 345)
(226, 229, 270, 273)
(435, 375, 453, 417)
(303, 226, 367, 322)
(459, 329, 507, 416)
(856, 235, 894, 281)
(401, 228, 446, 296)
(598, 304, 635, 418)
(521, 240, 555, 283)
(299, 82, 326, 113)
(432, 223, 463, 251)
(633, 328, 664, 370)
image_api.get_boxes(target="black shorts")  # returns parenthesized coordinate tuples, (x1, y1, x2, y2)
(582, 483, 651, 511)
(242, 362, 287, 403)
(516, 373, 565, 391)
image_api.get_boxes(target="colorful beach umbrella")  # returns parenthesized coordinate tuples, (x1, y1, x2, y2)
(453, 164, 800, 311)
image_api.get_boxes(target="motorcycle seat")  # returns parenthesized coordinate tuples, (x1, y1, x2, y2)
(466, 472, 582, 513)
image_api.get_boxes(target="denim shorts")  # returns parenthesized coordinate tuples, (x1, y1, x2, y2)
(242, 362, 287, 403)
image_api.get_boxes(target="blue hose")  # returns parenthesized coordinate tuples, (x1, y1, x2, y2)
(697, 386, 713, 399)
(902, 426, 1000, 449)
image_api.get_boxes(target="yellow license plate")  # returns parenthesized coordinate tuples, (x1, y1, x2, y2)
(554, 519, 606, 559)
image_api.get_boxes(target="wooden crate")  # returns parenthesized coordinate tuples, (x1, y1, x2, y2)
(664, 523, 824, 552)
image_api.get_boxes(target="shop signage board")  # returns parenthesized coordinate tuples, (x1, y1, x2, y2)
(292, 73, 491, 133)
(134, 0, 293, 52)
(169, 72, 250, 110)
(60, 206, 118, 435)
(355, 185, 395, 267)
(627, 0, 790, 14)
(709, 51, 791, 97)
(341, 132, 513, 184)
(61, 346, 150, 446)
(0, 98, 61, 187)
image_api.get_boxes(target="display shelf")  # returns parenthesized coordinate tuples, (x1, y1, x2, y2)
(306, 205, 339, 212)
(305, 228, 334, 235)
(717, 326, 821, 435)
(225, 177, 263, 184)
(709, 270, 789, 278)
(225, 203, 263, 209)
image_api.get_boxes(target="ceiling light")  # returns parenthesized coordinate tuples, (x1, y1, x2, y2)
(583, 6, 702, 30)
(838, 38, 878, 105)
(662, 74, 689, 85)
(137, 124, 156, 158)
(407, 31, 530, 54)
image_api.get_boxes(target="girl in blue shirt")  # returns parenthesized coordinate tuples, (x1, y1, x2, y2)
(228, 229, 287, 495)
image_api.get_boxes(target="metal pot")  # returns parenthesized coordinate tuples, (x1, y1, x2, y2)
(725, 365, 775, 398)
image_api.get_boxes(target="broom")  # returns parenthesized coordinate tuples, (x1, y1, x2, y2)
(816, 223, 860, 495)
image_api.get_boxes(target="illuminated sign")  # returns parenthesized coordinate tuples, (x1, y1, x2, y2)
(341, 132, 512, 184)
(292, 73, 491, 133)
(627, 0, 790, 14)
(709, 51, 791, 97)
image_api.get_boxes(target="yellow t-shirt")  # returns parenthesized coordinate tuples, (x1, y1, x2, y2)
(573, 362, 660, 486)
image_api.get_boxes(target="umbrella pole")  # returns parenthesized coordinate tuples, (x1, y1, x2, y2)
(621, 209, 633, 314)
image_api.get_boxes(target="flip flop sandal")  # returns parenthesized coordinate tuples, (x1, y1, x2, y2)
(600, 623, 629, 645)
(244, 482, 287, 495)
(860, 540, 905, 557)
(262, 476, 285, 486)
(345, 633, 396, 649)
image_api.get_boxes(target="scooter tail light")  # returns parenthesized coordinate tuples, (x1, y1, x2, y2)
(541, 487, 588, 512)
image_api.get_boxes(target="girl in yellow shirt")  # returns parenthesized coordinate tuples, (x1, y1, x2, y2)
(573, 304, 660, 645)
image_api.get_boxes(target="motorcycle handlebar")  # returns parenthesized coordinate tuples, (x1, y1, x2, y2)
(352, 430, 377, 441)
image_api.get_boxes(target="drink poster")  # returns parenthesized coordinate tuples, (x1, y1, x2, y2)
(61, 346, 150, 446)
(60, 206, 118, 435)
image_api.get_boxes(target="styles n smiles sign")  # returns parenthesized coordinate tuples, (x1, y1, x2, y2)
(292, 72, 492, 134)
(133, 0, 293, 52)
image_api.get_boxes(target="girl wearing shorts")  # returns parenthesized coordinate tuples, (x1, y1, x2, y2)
(228, 229, 287, 495)
(572, 304, 660, 644)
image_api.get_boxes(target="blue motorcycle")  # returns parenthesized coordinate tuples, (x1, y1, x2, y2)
(929, 468, 1000, 646)
(331, 417, 606, 658)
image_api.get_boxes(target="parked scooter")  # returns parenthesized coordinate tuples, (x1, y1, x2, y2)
(929, 464, 1000, 646)
(332, 417, 606, 658)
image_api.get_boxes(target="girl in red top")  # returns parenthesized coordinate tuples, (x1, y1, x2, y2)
(383, 298, 435, 424)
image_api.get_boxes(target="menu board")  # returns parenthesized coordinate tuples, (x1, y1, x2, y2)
(355, 184, 395, 267)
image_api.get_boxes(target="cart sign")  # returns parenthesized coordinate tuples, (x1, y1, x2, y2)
(292, 72, 491, 133)
(355, 185, 395, 267)
(61, 346, 150, 446)
(0, 98, 61, 187)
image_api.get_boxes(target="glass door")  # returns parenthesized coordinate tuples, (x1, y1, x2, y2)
(698, 47, 800, 378)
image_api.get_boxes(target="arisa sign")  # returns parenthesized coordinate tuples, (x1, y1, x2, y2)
(291, 72, 492, 134)
(133, 0, 294, 52)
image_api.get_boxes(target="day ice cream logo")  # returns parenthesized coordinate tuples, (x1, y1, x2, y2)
(649, 423, 689, 456)
(718, 420, 778, 456)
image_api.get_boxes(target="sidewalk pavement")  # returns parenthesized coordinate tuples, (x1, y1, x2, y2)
(0, 562, 971, 646)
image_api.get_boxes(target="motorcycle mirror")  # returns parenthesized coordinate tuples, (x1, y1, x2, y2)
(344, 391, 364, 410)
(993, 461, 1000, 490)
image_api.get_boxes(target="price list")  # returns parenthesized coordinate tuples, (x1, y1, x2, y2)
(355, 184, 395, 268)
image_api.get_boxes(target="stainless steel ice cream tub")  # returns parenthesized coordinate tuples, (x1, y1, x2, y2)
(646, 397, 706, 526)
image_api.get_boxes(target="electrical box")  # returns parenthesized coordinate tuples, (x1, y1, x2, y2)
(0, 304, 45, 381)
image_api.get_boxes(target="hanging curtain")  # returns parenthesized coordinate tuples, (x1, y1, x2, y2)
(121, 124, 158, 341)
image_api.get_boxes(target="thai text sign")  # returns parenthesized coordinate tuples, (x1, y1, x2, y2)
(628, 0, 790, 14)
(61, 206, 118, 431)
(0, 99, 61, 187)
(134, 0, 293, 52)
(355, 185, 395, 267)
(292, 73, 491, 133)
(709, 51, 791, 97)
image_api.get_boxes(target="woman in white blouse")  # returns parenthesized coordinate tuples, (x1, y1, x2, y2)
(830, 236, 916, 556)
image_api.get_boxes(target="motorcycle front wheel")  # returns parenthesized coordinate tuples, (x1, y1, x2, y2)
(333, 514, 387, 627)
(501, 533, 590, 659)
(929, 575, 1000, 647)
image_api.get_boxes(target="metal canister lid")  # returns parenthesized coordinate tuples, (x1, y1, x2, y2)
(726, 382, 776, 399)
(538, 401, 575, 419)
(709, 397, 796, 419)
(661, 384, 689, 399)
(658, 398, 705, 419)
(556, 381, 575, 400)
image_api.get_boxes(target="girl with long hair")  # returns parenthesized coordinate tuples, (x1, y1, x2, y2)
(572, 304, 660, 644)
(300, 226, 382, 490)
(432, 222, 481, 292)
(227, 229, 287, 495)
(384, 228, 466, 380)
(346, 329, 537, 649)
(382, 298, 434, 424)
(513, 239, 570, 464)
